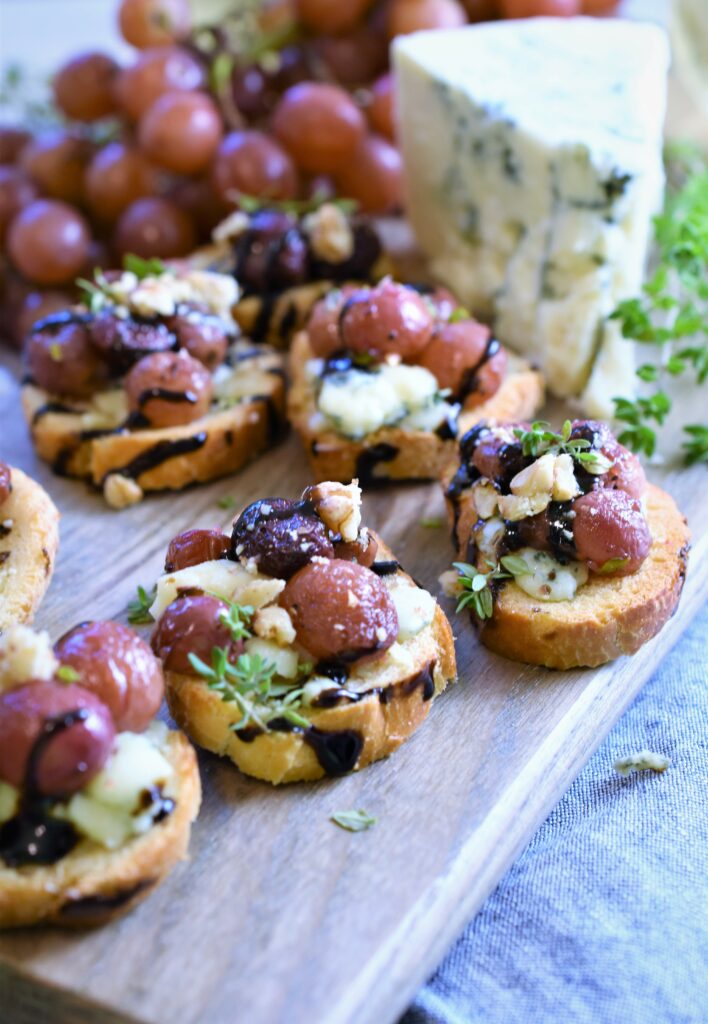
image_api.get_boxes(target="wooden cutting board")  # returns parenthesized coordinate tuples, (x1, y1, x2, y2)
(0, 346, 706, 1024)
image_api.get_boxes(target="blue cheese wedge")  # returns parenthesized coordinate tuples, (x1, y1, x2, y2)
(394, 18, 669, 413)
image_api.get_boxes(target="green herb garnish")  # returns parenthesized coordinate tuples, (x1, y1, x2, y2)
(235, 191, 358, 218)
(421, 516, 443, 529)
(454, 555, 530, 620)
(513, 420, 611, 474)
(123, 253, 167, 280)
(188, 647, 310, 733)
(448, 306, 471, 323)
(217, 495, 238, 509)
(331, 809, 376, 833)
(127, 584, 157, 625)
(56, 665, 80, 683)
(611, 148, 707, 463)
(218, 601, 254, 642)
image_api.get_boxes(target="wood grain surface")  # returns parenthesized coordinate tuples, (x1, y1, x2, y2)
(0, 345, 706, 1024)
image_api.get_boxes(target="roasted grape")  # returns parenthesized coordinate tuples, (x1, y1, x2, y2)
(8, 200, 91, 286)
(124, 349, 213, 427)
(84, 142, 157, 224)
(0, 127, 31, 165)
(20, 131, 92, 206)
(0, 166, 38, 242)
(118, 0, 191, 49)
(388, 0, 467, 35)
(165, 176, 227, 236)
(280, 560, 398, 664)
(54, 621, 164, 733)
(582, 0, 619, 10)
(340, 280, 434, 359)
(211, 130, 298, 203)
(313, 27, 388, 88)
(115, 45, 206, 121)
(272, 82, 366, 174)
(296, 0, 374, 34)
(368, 73, 395, 141)
(307, 285, 362, 358)
(165, 528, 231, 571)
(231, 497, 334, 579)
(151, 594, 240, 674)
(167, 310, 229, 369)
(25, 316, 106, 397)
(138, 91, 223, 176)
(335, 134, 403, 214)
(334, 531, 378, 567)
(53, 52, 120, 122)
(500, 0, 580, 14)
(461, 0, 502, 18)
(89, 309, 177, 372)
(114, 196, 196, 259)
(0, 681, 115, 797)
(572, 490, 651, 575)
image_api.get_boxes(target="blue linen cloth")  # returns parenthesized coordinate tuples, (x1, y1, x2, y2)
(404, 606, 708, 1024)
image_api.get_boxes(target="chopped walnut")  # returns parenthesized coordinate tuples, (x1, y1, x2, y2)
(103, 473, 143, 510)
(0, 625, 58, 692)
(305, 480, 362, 542)
(302, 203, 354, 263)
(497, 491, 550, 522)
(253, 606, 296, 646)
(212, 210, 250, 243)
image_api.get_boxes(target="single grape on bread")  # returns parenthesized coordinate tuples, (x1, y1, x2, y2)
(0, 621, 201, 928)
(149, 480, 457, 784)
(442, 419, 690, 669)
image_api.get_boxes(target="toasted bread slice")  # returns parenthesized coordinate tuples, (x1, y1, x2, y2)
(164, 538, 457, 785)
(0, 468, 59, 630)
(0, 730, 201, 928)
(21, 347, 286, 509)
(288, 331, 544, 484)
(449, 483, 689, 669)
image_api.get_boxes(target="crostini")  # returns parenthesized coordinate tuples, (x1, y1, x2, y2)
(0, 463, 59, 630)
(147, 481, 456, 784)
(442, 419, 689, 669)
(0, 621, 200, 928)
(288, 277, 544, 484)
(21, 260, 286, 509)
(193, 200, 389, 345)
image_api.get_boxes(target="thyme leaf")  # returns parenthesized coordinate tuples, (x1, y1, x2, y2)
(331, 809, 376, 832)
(453, 555, 530, 620)
(127, 584, 156, 625)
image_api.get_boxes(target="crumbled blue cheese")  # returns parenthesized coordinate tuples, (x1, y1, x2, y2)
(317, 363, 454, 439)
(513, 547, 588, 602)
(394, 18, 669, 413)
(388, 580, 437, 640)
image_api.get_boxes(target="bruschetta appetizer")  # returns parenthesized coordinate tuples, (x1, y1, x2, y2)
(0, 621, 200, 928)
(194, 200, 389, 345)
(288, 277, 544, 484)
(0, 463, 59, 630)
(147, 481, 456, 784)
(21, 260, 285, 509)
(442, 419, 690, 669)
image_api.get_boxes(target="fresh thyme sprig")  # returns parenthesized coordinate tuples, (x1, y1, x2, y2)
(513, 420, 611, 474)
(610, 146, 707, 463)
(122, 253, 167, 280)
(218, 600, 254, 642)
(188, 646, 310, 732)
(454, 555, 530, 620)
(234, 191, 358, 218)
(127, 584, 157, 625)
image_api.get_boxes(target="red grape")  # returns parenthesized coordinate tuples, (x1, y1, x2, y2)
(211, 130, 298, 203)
(13, 289, 75, 347)
(581, 0, 619, 11)
(272, 82, 366, 174)
(336, 134, 403, 214)
(500, 0, 580, 15)
(0, 166, 38, 242)
(84, 142, 157, 224)
(368, 73, 395, 141)
(114, 196, 196, 259)
(461, 0, 502, 18)
(114, 45, 206, 122)
(53, 52, 120, 122)
(313, 27, 388, 87)
(20, 131, 92, 206)
(8, 199, 91, 286)
(388, 0, 467, 35)
(0, 127, 31, 165)
(296, 0, 374, 34)
(118, 0, 191, 49)
(166, 176, 228, 236)
(138, 91, 223, 175)
(341, 280, 434, 359)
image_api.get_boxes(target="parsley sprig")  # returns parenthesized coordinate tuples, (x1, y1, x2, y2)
(513, 420, 611, 474)
(188, 646, 310, 733)
(127, 584, 157, 625)
(454, 556, 530, 620)
(610, 145, 707, 463)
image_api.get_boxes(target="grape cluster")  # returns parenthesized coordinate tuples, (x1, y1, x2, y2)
(0, 0, 617, 348)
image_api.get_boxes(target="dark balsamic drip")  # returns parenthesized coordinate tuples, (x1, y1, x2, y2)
(234, 725, 262, 743)
(52, 445, 79, 477)
(315, 661, 349, 686)
(309, 687, 359, 709)
(0, 709, 87, 869)
(252, 291, 279, 341)
(57, 879, 155, 922)
(457, 336, 502, 402)
(30, 310, 93, 334)
(279, 301, 298, 340)
(304, 728, 363, 776)
(32, 400, 80, 424)
(138, 785, 175, 824)
(249, 394, 285, 444)
(226, 347, 268, 366)
(321, 350, 377, 378)
(107, 432, 208, 482)
(370, 560, 400, 576)
(355, 442, 399, 486)
(547, 501, 577, 563)
(496, 441, 528, 490)
(0, 522, 12, 539)
(136, 387, 198, 409)
(435, 404, 461, 440)
(401, 662, 436, 701)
